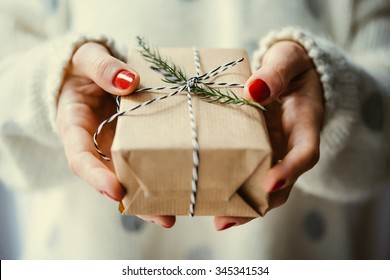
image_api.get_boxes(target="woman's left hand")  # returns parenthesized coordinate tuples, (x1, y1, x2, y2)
(214, 41, 324, 231)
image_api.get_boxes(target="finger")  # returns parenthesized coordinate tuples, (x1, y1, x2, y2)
(71, 42, 140, 95)
(243, 41, 312, 105)
(214, 216, 253, 231)
(215, 126, 319, 229)
(137, 215, 176, 228)
(264, 120, 320, 194)
(64, 125, 126, 201)
(56, 89, 124, 200)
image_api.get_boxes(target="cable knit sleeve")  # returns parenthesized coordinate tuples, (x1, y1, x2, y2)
(0, 1, 124, 190)
(252, 1, 390, 202)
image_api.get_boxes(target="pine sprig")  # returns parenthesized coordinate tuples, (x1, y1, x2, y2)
(137, 36, 187, 83)
(136, 36, 264, 110)
(194, 85, 264, 110)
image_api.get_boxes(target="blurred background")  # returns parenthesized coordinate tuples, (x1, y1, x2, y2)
(0, 182, 20, 259)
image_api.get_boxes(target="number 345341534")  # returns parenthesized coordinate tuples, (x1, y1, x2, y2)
(215, 266, 269, 276)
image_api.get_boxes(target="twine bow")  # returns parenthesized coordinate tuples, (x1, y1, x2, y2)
(94, 47, 244, 216)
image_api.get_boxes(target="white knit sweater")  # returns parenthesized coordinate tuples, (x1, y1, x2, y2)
(0, 0, 389, 259)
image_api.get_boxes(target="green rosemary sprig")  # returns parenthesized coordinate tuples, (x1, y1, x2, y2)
(137, 36, 186, 83)
(193, 85, 264, 110)
(136, 36, 264, 110)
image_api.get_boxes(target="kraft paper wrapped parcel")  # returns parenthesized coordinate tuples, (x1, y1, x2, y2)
(111, 47, 274, 217)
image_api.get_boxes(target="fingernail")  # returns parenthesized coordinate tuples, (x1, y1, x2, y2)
(119, 187, 127, 197)
(160, 223, 171, 229)
(100, 191, 116, 201)
(248, 79, 270, 103)
(270, 179, 286, 193)
(152, 221, 170, 228)
(147, 220, 170, 228)
(113, 70, 135, 89)
(218, 222, 236, 231)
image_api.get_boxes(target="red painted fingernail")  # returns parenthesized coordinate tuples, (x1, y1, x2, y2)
(151, 221, 170, 228)
(160, 223, 171, 229)
(270, 179, 286, 193)
(119, 187, 127, 197)
(218, 222, 236, 231)
(248, 79, 270, 103)
(113, 70, 135, 89)
(100, 191, 116, 201)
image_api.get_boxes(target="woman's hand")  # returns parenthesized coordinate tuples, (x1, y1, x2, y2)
(214, 41, 324, 231)
(56, 42, 176, 228)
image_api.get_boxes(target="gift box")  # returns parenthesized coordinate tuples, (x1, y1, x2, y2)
(111, 47, 272, 217)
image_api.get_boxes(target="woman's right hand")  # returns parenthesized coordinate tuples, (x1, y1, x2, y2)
(56, 42, 176, 228)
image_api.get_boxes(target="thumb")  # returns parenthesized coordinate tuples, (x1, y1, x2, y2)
(243, 41, 311, 105)
(71, 42, 140, 95)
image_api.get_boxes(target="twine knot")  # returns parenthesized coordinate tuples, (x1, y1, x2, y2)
(93, 47, 245, 217)
(186, 76, 200, 91)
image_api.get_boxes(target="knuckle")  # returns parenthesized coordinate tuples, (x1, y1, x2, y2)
(67, 153, 84, 177)
(307, 146, 320, 169)
(67, 157, 78, 175)
(93, 56, 114, 81)
(270, 65, 289, 93)
(314, 103, 326, 127)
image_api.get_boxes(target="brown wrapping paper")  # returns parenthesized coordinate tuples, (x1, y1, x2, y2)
(111, 48, 272, 217)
